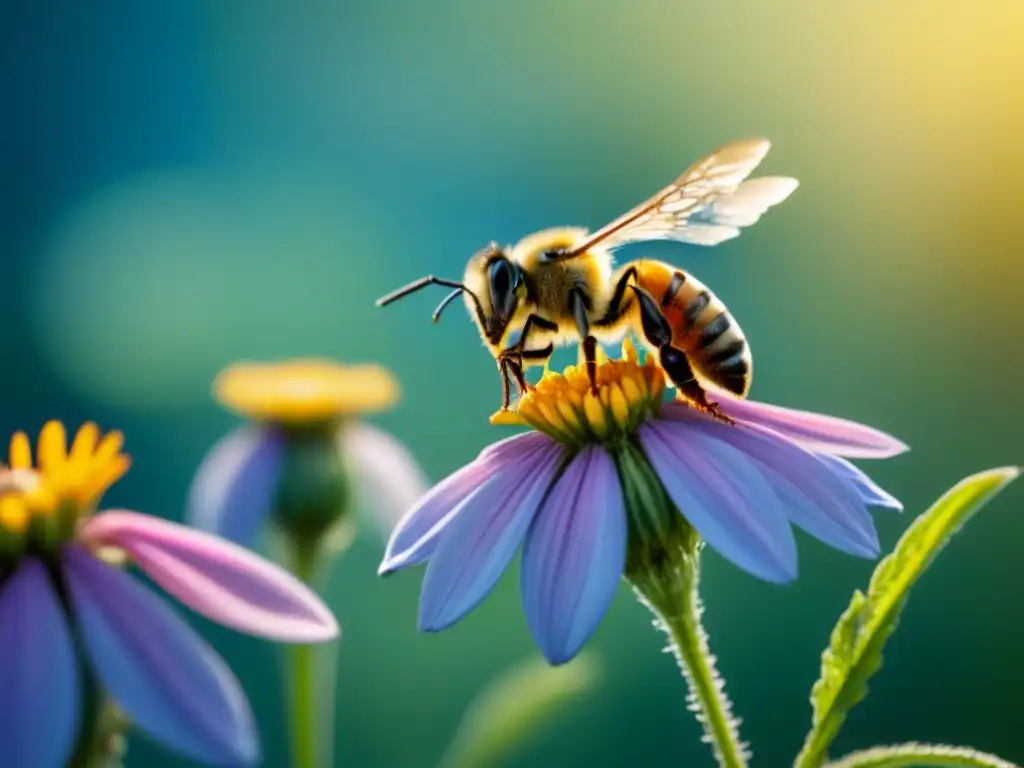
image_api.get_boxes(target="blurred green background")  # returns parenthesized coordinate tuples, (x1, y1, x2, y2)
(5, 1, 1024, 766)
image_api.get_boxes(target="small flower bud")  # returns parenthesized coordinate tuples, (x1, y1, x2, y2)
(273, 423, 353, 564)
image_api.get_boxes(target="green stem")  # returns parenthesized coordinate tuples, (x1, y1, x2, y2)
(287, 642, 318, 768)
(286, 544, 321, 768)
(631, 546, 748, 768)
(282, 539, 339, 768)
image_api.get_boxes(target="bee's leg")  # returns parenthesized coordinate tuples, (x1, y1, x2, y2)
(596, 265, 639, 326)
(498, 357, 513, 410)
(629, 285, 733, 425)
(661, 348, 735, 424)
(502, 314, 558, 359)
(498, 342, 554, 405)
(581, 336, 599, 393)
(498, 314, 556, 405)
(629, 284, 671, 346)
(569, 287, 599, 395)
(505, 358, 533, 399)
(516, 344, 555, 395)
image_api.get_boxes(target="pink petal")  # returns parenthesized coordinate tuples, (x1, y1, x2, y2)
(339, 421, 429, 537)
(80, 511, 338, 643)
(661, 392, 909, 459)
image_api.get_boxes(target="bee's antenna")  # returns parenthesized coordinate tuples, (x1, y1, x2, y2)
(376, 275, 486, 326)
(432, 289, 464, 323)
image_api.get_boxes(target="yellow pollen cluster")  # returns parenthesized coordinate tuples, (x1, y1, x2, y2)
(0, 421, 130, 535)
(214, 359, 400, 425)
(492, 339, 667, 447)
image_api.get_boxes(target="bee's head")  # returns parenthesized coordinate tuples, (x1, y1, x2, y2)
(464, 242, 522, 344)
(373, 241, 521, 345)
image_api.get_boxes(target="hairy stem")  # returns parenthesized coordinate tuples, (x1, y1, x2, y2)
(631, 546, 748, 768)
(823, 743, 1020, 768)
(67, 698, 129, 768)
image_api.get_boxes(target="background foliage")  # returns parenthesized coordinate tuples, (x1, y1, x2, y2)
(4, 1, 1023, 766)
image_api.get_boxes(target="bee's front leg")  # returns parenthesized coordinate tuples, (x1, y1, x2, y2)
(507, 357, 533, 397)
(498, 356, 514, 410)
(497, 343, 554, 408)
(497, 353, 529, 411)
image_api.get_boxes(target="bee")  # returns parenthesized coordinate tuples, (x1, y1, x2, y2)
(376, 138, 799, 419)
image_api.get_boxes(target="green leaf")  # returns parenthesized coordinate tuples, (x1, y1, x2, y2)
(824, 742, 1020, 768)
(794, 467, 1021, 768)
(438, 652, 601, 768)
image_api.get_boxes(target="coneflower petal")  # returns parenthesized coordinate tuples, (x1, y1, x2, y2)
(0, 559, 79, 768)
(815, 453, 904, 511)
(662, 396, 909, 459)
(419, 440, 564, 632)
(700, 422, 881, 558)
(339, 421, 429, 537)
(640, 421, 799, 583)
(380, 431, 552, 575)
(186, 425, 285, 547)
(521, 446, 627, 665)
(62, 546, 259, 767)
(80, 511, 338, 643)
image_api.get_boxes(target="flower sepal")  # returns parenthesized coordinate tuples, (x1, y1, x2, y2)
(0, 526, 24, 562)
(67, 693, 130, 768)
(615, 440, 700, 585)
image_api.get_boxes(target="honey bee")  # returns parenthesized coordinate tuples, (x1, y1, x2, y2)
(376, 138, 798, 419)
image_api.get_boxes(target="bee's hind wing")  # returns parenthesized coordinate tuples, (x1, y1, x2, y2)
(567, 138, 799, 255)
(642, 174, 800, 247)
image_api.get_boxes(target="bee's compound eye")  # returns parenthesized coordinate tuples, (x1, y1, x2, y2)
(489, 259, 511, 293)
(488, 258, 517, 319)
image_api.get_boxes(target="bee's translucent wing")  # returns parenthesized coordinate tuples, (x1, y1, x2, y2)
(567, 138, 799, 256)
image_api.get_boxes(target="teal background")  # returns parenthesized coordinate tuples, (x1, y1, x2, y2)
(5, 1, 1024, 766)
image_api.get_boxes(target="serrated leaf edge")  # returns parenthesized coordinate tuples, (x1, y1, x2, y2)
(795, 467, 1021, 768)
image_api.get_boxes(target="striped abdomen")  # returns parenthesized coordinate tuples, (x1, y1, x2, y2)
(632, 260, 752, 397)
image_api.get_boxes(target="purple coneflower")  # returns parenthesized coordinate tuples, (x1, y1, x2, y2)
(379, 340, 906, 767)
(0, 421, 337, 768)
(186, 358, 427, 768)
(382, 340, 904, 662)
(189, 359, 427, 562)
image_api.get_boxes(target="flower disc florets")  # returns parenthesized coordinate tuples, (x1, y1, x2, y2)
(495, 339, 666, 450)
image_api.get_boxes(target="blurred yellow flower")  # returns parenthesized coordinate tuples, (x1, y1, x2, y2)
(0, 421, 130, 534)
(214, 359, 400, 425)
